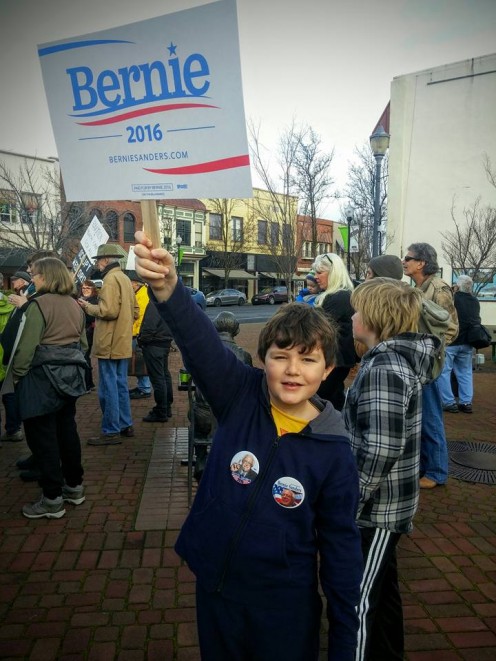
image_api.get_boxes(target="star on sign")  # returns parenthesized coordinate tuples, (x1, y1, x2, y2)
(167, 42, 177, 56)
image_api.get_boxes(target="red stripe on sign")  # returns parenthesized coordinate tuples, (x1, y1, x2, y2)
(145, 154, 250, 175)
(77, 103, 218, 126)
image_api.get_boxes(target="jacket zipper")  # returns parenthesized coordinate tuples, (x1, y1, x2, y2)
(216, 436, 281, 592)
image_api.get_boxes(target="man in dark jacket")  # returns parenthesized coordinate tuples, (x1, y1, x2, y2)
(438, 274, 479, 413)
(139, 294, 174, 423)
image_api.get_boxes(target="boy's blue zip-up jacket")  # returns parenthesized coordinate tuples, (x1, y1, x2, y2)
(155, 282, 363, 660)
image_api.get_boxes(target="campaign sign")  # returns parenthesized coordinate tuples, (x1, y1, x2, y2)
(38, 0, 252, 201)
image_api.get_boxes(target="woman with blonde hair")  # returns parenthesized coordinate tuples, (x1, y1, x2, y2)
(312, 252, 356, 410)
(11, 257, 87, 519)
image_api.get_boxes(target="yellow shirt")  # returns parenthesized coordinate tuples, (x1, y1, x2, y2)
(132, 284, 149, 336)
(271, 403, 308, 437)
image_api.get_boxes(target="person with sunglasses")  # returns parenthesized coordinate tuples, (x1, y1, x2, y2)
(402, 243, 459, 489)
(312, 253, 357, 411)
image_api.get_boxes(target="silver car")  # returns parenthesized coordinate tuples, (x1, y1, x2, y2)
(206, 288, 246, 307)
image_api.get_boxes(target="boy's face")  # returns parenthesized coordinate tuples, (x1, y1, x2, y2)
(352, 311, 378, 348)
(264, 343, 332, 416)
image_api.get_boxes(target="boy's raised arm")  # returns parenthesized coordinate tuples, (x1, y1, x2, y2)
(134, 230, 178, 303)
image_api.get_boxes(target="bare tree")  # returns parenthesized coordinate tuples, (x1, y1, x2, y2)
(441, 197, 496, 293)
(341, 142, 388, 276)
(292, 126, 335, 259)
(248, 120, 301, 293)
(204, 197, 257, 288)
(0, 158, 88, 262)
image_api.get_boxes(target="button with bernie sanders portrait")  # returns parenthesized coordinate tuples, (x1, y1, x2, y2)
(230, 451, 259, 485)
(272, 477, 305, 508)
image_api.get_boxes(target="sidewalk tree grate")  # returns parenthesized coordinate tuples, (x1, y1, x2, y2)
(447, 440, 496, 484)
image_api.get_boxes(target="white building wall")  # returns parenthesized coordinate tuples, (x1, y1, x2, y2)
(387, 54, 496, 324)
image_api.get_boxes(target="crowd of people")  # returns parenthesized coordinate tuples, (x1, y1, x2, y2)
(1, 234, 487, 660)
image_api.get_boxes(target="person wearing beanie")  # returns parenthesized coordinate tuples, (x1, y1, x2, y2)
(366, 255, 404, 281)
(296, 272, 320, 305)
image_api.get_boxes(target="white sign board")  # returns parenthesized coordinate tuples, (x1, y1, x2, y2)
(80, 216, 110, 258)
(38, 0, 252, 201)
(72, 215, 109, 284)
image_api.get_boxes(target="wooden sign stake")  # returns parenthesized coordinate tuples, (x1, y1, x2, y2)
(140, 200, 162, 249)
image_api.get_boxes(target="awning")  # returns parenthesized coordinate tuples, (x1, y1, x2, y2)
(259, 272, 279, 279)
(202, 268, 258, 280)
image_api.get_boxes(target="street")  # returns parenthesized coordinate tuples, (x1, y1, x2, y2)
(204, 302, 283, 324)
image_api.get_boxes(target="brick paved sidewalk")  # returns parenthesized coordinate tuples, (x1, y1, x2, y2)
(0, 326, 495, 660)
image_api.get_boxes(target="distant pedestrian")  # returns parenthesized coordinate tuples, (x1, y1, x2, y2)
(296, 272, 319, 305)
(438, 274, 479, 414)
(12, 258, 87, 520)
(313, 253, 356, 410)
(402, 243, 458, 489)
(127, 271, 152, 400)
(80, 244, 139, 445)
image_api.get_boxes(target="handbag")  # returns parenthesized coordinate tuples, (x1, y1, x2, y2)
(466, 324, 492, 350)
(128, 346, 148, 376)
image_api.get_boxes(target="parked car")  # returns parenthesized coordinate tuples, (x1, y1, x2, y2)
(251, 286, 289, 305)
(205, 288, 247, 307)
(186, 286, 207, 310)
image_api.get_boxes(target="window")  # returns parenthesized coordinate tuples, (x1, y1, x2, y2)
(89, 207, 102, 221)
(282, 224, 292, 250)
(176, 219, 191, 246)
(302, 241, 312, 258)
(271, 222, 279, 245)
(258, 220, 267, 245)
(232, 216, 243, 242)
(0, 200, 15, 223)
(123, 212, 135, 242)
(105, 210, 119, 240)
(209, 213, 222, 240)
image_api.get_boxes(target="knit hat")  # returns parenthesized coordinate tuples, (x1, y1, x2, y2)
(12, 271, 31, 283)
(306, 272, 317, 283)
(368, 255, 403, 281)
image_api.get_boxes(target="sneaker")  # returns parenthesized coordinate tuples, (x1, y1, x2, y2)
(1, 430, 24, 442)
(142, 411, 168, 423)
(442, 403, 459, 413)
(458, 403, 473, 414)
(62, 484, 85, 505)
(129, 390, 151, 400)
(87, 434, 122, 446)
(19, 469, 42, 482)
(16, 454, 37, 470)
(22, 495, 66, 519)
(120, 426, 135, 437)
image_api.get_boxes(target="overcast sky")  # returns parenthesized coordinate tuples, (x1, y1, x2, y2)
(2, 0, 495, 218)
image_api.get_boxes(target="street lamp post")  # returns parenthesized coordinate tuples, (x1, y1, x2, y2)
(175, 235, 183, 277)
(345, 204, 353, 275)
(369, 125, 390, 258)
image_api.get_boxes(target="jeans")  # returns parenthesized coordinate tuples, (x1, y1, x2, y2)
(98, 358, 133, 435)
(421, 379, 448, 484)
(438, 344, 473, 405)
(23, 399, 83, 499)
(141, 344, 172, 417)
(132, 338, 151, 393)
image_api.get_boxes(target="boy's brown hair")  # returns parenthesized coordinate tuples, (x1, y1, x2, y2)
(257, 302, 337, 367)
(351, 278, 423, 342)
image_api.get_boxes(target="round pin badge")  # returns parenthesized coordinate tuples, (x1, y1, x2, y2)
(230, 451, 259, 485)
(272, 477, 305, 508)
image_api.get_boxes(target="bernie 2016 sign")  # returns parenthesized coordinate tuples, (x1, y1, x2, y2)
(38, 0, 252, 201)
